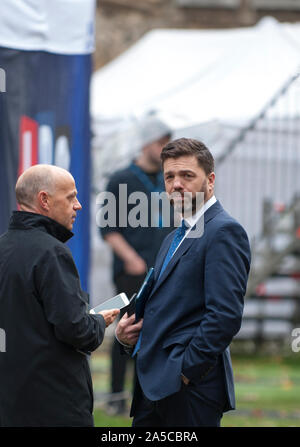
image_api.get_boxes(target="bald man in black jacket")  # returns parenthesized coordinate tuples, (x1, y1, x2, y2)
(0, 165, 119, 427)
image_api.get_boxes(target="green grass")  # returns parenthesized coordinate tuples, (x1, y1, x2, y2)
(91, 351, 300, 427)
(221, 355, 300, 427)
(93, 410, 131, 427)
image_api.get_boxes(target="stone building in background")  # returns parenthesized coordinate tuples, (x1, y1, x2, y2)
(94, 0, 300, 69)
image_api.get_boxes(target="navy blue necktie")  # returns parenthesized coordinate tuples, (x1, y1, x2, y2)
(158, 219, 188, 279)
(132, 220, 188, 357)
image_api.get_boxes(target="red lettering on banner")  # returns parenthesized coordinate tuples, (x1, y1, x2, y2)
(18, 116, 38, 176)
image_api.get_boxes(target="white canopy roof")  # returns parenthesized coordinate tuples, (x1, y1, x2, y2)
(90, 17, 300, 186)
(91, 17, 300, 127)
(89, 17, 300, 303)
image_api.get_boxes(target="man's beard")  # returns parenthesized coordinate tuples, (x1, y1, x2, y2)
(170, 180, 208, 217)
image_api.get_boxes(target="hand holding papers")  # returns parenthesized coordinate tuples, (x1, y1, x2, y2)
(134, 267, 154, 322)
(115, 268, 155, 348)
(115, 313, 143, 347)
(120, 293, 137, 318)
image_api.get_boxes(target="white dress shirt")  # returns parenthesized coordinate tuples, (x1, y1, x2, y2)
(174, 195, 217, 254)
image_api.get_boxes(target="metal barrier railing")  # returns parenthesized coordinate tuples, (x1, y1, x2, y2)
(215, 72, 300, 244)
(214, 71, 300, 345)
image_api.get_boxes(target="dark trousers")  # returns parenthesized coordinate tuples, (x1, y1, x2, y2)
(110, 273, 145, 398)
(132, 359, 227, 427)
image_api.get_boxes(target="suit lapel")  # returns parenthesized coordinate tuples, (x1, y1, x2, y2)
(150, 200, 224, 298)
(203, 199, 223, 225)
(153, 234, 172, 282)
(151, 234, 195, 296)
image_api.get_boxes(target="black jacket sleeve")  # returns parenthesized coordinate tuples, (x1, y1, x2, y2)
(35, 245, 106, 353)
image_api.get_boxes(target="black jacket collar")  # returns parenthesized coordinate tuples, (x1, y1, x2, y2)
(9, 211, 73, 243)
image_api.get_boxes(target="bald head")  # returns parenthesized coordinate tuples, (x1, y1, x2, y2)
(16, 165, 73, 209)
(15, 165, 81, 230)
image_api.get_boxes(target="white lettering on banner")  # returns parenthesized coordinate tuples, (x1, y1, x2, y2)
(55, 135, 70, 171)
(39, 125, 53, 164)
(23, 131, 33, 171)
(18, 115, 71, 175)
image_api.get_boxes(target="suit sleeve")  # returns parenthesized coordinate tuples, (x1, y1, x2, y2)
(35, 246, 106, 353)
(182, 222, 251, 381)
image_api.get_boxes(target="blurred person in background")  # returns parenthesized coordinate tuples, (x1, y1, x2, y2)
(100, 115, 173, 415)
(0, 165, 119, 427)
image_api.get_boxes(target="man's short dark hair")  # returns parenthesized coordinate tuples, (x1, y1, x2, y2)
(160, 138, 214, 175)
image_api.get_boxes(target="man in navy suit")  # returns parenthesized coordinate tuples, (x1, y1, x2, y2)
(116, 138, 251, 426)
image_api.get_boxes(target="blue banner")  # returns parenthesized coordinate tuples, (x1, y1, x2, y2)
(0, 49, 91, 291)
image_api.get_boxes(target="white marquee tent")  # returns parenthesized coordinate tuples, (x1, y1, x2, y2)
(89, 17, 300, 305)
(91, 16, 300, 183)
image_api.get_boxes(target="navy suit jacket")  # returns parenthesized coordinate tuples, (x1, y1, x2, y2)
(135, 200, 251, 412)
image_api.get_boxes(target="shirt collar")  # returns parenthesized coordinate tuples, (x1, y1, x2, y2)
(183, 195, 217, 229)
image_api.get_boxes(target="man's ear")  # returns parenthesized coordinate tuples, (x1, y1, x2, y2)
(37, 191, 50, 211)
(207, 172, 215, 193)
